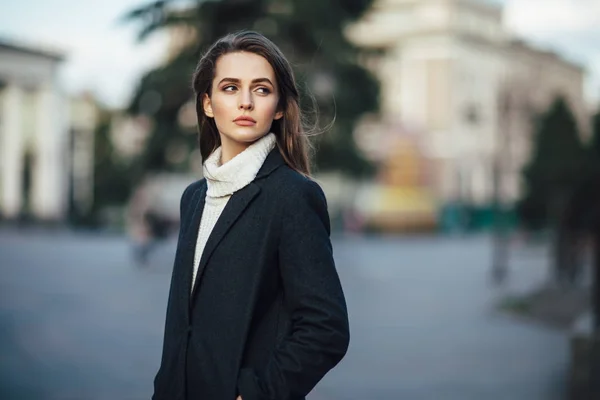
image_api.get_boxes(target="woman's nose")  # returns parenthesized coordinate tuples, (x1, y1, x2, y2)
(239, 92, 254, 110)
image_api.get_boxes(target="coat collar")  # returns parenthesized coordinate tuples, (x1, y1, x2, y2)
(203, 133, 276, 198)
(189, 182, 260, 300)
(181, 146, 285, 255)
(179, 183, 206, 310)
(255, 147, 286, 180)
(181, 147, 285, 306)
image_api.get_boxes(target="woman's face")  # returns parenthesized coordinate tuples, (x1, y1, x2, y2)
(203, 51, 283, 158)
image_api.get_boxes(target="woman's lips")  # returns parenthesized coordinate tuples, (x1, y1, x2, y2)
(234, 119, 256, 126)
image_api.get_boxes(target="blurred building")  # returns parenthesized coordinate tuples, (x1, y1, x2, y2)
(348, 0, 589, 212)
(0, 39, 97, 223)
(68, 93, 99, 218)
(359, 123, 439, 232)
(109, 114, 152, 160)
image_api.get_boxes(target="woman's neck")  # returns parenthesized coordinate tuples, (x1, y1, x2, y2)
(219, 136, 252, 165)
(202, 133, 276, 198)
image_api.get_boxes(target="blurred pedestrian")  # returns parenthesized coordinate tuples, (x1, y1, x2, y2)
(127, 178, 169, 266)
(151, 31, 349, 400)
(127, 181, 152, 265)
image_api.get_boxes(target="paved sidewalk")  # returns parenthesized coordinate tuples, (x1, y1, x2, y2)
(0, 231, 569, 399)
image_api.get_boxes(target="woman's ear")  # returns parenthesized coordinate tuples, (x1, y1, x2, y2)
(202, 93, 214, 118)
(274, 110, 284, 120)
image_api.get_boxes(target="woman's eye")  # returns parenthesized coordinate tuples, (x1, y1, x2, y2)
(256, 87, 271, 94)
(223, 85, 236, 92)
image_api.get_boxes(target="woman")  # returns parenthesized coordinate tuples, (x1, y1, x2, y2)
(152, 31, 350, 400)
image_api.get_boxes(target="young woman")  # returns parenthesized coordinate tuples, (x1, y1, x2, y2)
(152, 31, 350, 400)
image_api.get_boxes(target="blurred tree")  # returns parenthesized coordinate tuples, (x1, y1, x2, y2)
(559, 108, 600, 392)
(122, 0, 380, 177)
(518, 97, 591, 285)
(518, 97, 586, 230)
(88, 110, 136, 226)
(590, 110, 600, 161)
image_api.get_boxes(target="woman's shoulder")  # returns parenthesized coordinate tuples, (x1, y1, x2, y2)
(187, 177, 207, 191)
(180, 178, 207, 208)
(269, 166, 331, 231)
(268, 166, 327, 207)
(182, 178, 206, 196)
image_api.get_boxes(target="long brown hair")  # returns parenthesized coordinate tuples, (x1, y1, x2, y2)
(192, 31, 311, 175)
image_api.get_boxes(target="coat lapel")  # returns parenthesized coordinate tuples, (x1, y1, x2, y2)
(179, 183, 207, 307)
(190, 182, 261, 299)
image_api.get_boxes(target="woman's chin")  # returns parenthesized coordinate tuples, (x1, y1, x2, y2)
(231, 129, 268, 143)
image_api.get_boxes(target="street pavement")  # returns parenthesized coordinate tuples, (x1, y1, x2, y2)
(0, 229, 568, 400)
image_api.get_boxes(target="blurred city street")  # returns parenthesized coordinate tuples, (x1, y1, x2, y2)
(0, 229, 568, 400)
(1, 0, 599, 398)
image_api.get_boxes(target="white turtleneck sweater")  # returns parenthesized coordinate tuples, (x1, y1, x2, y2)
(191, 133, 277, 292)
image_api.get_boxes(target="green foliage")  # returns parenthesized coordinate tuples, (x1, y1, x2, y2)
(590, 111, 600, 161)
(518, 97, 587, 230)
(515, 194, 547, 231)
(559, 109, 600, 232)
(525, 98, 585, 187)
(91, 111, 136, 216)
(123, 0, 379, 176)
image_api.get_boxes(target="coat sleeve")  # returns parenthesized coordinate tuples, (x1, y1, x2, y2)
(176, 181, 198, 235)
(152, 181, 198, 400)
(237, 178, 350, 400)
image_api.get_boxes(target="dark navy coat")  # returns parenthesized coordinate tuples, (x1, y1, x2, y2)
(152, 148, 349, 400)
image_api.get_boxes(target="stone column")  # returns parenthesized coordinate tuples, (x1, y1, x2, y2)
(1, 84, 24, 219)
(31, 83, 66, 221)
(399, 57, 428, 127)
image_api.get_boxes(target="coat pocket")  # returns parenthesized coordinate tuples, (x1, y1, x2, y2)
(236, 367, 266, 400)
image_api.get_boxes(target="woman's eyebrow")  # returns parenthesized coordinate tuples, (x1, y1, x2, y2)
(218, 77, 274, 86)
(251, 78, 274, 86)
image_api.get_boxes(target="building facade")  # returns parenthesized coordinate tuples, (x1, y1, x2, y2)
(0, 39, 97, 222)
(347, 0, 589, 209)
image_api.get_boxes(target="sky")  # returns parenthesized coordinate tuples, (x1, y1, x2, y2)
(0, 0, 598, 109)
(0, 0, 168, 109)
(502, 0, 600, 107)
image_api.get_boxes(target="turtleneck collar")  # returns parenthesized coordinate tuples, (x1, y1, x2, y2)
(203, 133, 277, 198)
